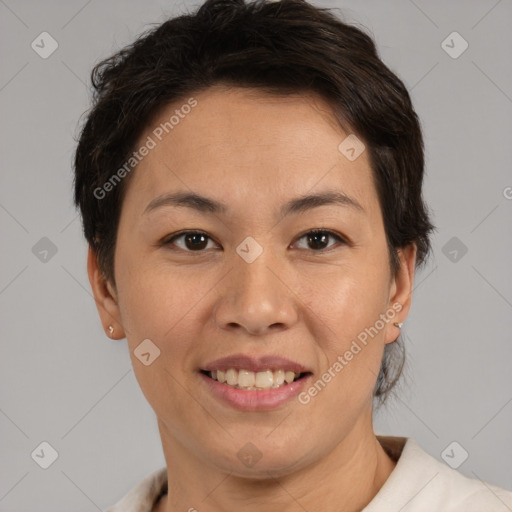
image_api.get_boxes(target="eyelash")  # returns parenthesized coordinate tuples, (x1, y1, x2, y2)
(161, 229, 347, 253)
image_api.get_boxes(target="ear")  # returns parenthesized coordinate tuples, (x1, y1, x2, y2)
(384, 243, 417, 345)
(87, 245, 125, 339)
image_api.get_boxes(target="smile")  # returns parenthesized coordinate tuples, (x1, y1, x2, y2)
(202, 369, 308, 390)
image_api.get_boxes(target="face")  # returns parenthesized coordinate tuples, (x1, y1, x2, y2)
(89, 86, 415, 477)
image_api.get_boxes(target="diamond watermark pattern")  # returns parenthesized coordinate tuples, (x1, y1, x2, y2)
(338, 134, 365, 161)
(236, 236, 263, 263)
(237, 442, 263, 467)
(134, 339, 161, 366)
(32, 237, 58, 263)
(31, 441, 59, 469)
(441, 31, 468, 59)
(441, 441, 469, 469)
(442, 236, 468, 263)
(31, 32, 59, 59)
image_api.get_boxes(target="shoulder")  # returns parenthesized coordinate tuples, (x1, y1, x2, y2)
(104, 467, 168, 512)
(364, 436, 512, 512)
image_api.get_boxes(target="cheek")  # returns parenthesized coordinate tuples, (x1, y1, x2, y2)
(299, 259, 391, 401)
(117, 263, 208, 344)
(305, 259, 390, 343)
(114, 263, 211, 417)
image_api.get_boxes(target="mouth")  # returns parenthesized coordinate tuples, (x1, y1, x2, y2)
(199, 354, 313, 410)
(200, 368, 311, 391)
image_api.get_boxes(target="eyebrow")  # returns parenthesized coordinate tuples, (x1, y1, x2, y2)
(143, 189, 364, 217)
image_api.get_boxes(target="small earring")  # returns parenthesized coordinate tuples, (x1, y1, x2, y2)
(393, 322, 403, 329)
(108, 325, 114, 337)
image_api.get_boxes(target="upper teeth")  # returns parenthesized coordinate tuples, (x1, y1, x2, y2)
(209, 369, 301, 390)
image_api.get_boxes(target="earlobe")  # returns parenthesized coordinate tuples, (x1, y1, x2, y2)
(86, 246, 125, 339)
(385, 244, 417, 344)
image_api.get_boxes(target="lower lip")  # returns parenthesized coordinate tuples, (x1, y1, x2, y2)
(199, 372, 311, 411)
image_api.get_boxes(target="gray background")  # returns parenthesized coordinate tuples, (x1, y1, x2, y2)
(1, 0, 511, 510)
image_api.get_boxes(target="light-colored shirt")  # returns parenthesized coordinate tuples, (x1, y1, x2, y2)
(104, 436, 512, 511)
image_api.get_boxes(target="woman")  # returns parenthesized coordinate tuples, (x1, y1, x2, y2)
(73, 0, 512, 510)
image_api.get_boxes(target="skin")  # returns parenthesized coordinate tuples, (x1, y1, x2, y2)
(88, 85, 416, 512)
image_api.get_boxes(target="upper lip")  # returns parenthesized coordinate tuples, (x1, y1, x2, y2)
(201, 354, 311, 374)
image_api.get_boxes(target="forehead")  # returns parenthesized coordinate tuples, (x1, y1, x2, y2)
(123, 86, 379, 218)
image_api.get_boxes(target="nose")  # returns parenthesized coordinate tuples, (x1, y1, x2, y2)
(213, 248, 299, 336)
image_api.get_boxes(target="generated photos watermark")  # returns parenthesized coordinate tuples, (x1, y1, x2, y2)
(298, 302, 403, 404)
(93, 97, 198, 200)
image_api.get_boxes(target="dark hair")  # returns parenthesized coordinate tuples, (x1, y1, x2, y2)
(73, 0, 435, 404)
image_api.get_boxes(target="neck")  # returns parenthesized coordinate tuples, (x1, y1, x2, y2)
(155, 411, 396, 512)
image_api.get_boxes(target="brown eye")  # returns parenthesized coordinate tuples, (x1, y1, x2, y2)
(294, 229, 345, 251)
(164, 231, 218, 251)
(163, 229, 345, 253)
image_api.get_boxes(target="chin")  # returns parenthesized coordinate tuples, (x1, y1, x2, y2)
(205, 442, 313, 480)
